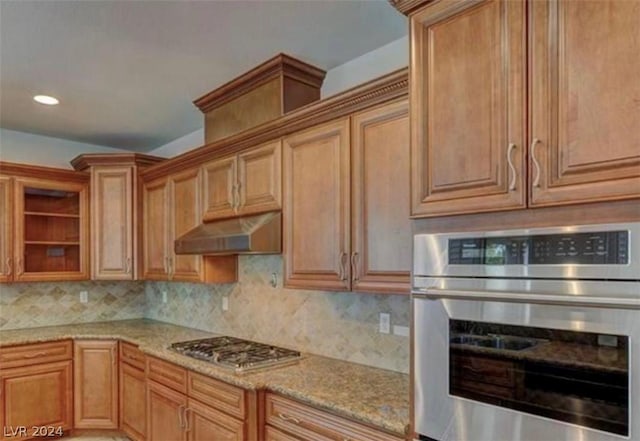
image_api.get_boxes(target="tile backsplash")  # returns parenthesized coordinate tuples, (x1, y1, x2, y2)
(0, 281, 145, 330)
(146, 255, 410, 373)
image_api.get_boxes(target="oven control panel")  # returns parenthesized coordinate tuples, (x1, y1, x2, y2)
(448, 231, 629, 265)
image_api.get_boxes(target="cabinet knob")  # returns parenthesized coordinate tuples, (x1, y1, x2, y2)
(530, 138, 542, 188)
(507, 143, 517, 191)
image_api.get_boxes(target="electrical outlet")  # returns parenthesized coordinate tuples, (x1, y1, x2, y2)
(379, 313, 391, 334)
(79, 291, 88, 303)
(222, 296, 229, 311)
(162, 291, 168, 304)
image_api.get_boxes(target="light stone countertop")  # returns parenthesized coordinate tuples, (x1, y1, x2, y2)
(0, 319, 410, 436)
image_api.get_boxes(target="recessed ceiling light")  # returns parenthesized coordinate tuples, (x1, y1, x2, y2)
(33, 95, 59, 105)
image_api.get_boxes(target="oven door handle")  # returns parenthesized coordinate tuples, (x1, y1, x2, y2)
(413, 287, 640, 309)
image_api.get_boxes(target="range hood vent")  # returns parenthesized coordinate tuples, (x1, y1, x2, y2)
(174, 212, 281, 256)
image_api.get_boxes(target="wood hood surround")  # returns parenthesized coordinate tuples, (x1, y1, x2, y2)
(193, 53, 326, 144)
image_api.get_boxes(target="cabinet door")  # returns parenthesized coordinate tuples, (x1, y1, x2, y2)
(92, 166, 134, 280)
(120, 362, 147, 441)
(143, 178, 169, 280)
(74, 340, 118, 429)
(0, 176, 12, 283)
(237, 140, 282, 216)
(283, 118, 351, 291)
(147, 381, 187, 441)
(187, 399, 244, 441)
(13, 178, 89, 281)
(529, 0, 640, 206)
(169, 168, 202, 282)
(410, 0, 526, 216)
(0, 361, 73, 439)
(202, 156, 237, 221)
(351, 100, 411, 294)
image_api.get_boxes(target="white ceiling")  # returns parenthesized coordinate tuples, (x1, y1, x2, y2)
(0, 0, 406, 152)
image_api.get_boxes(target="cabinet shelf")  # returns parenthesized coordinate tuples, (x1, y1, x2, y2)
(24, 211, 81, 219)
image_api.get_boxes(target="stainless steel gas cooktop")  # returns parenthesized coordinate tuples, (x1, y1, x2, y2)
(170, 336, 301, 373)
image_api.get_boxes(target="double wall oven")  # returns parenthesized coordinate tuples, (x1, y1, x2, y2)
(413, 222, 639, 441)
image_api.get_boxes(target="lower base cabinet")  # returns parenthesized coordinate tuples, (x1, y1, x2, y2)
(120, 361, 147, 441)
(147, 381, 188, 441)
(264, 393, 404, 441)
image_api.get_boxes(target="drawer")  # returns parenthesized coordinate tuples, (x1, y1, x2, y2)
(265, 425, 302, 441)
(0, 340, 73, 369)
(265, 393, 404, 441)
(147, 356, 187, 394)
(188, 371, 246, 420)
(120, 342, 145, 370)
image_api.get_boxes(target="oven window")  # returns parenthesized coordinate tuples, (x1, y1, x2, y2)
(449, 320, 629, 436)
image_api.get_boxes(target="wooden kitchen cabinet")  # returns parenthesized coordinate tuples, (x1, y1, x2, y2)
(409, 0, 526, 217)
(13, 177, 89, 281)
(264, 393, 404, 441)
(120, 343, 147, 441)
(0, 341, 73, 441)
(528, 0, 640, 206)
(143, 170, 237, 283)
(74, 340, 118, 429)
(283, 118, 351, 291)
(187, 399, 245, 441)
(147, 380, 188, 441)
(0, 176, 12, 283)
(202, 139, 282, 221)
(351, 100, 411, 293)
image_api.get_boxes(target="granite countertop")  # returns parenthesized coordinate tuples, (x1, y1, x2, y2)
(0, 319, 409, 436)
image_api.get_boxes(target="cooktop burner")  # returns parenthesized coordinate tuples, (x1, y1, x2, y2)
(170, 336, 301, 373)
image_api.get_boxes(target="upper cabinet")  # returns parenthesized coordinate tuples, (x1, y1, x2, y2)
(408, 0, 639, 217)
(142, 169, 237, 284)
(529, 0, 640, 206)
(0, 177, 12, 283)
(283, 118, 351, 291)
(410, 0, 526, 217)
(72, 153, 164, 281)
(283, 100, 412, 294)
(202, 140, 282, 221)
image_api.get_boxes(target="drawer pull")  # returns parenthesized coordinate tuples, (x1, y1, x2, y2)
(23, 351, 47, 359)
(507, 143, 517, 191)
(277, 412, 301, 425)
(178, 404, 185, 429)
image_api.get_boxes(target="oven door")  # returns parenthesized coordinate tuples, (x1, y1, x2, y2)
(413, 282, 639, 441)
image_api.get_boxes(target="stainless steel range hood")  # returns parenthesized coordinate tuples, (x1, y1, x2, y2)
(174, 211, 281, 255)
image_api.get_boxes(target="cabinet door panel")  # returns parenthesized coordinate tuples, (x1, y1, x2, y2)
(237, 140, 282, 216)
(169, 169, 202, 281)
(92, 167, 133, 280)
(530, 0, 640, 206)
(0, 361, 73, 439)
(147, 381, 187, 441)
(143, 178, 169, 280)
(283, 118, 350, 291)
(74, 340, 118, 428)
(187, 399, 244, 441)
(0, 176, 12, 282)
(120, 363, 146, 441)
(410, 0, 526, 216)
(202, 156, 236, 221)
(351, 100, 411, 294)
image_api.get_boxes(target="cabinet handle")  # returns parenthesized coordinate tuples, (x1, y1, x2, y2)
(338, 252, 348, 281)
(126, 257, 132, 274)
(507, 143, 517, 191)
(178, 404, 185, 429)
(530, 138, 542, 188)
(235, 182, 242, 211)
(277, 412, 301, 425)
(23, 351, 47, 359)
(5, 257, 11, 276)
(351, 252, 360, 282)
(16, 257, 23, 276)
(164, 256, 168, 274)
(184, 407, 191, 432)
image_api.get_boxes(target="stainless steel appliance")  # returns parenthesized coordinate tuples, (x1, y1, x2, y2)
(170, 336, 300, 373)
(413, 222, 640, 441)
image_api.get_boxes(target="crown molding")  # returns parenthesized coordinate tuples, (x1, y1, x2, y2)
(0, 161, 90, 182)
(70, 153, 165, 171)
(388, 0, 434, 15)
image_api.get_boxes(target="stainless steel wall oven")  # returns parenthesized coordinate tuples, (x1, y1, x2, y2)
(413, 222, 639, 441)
